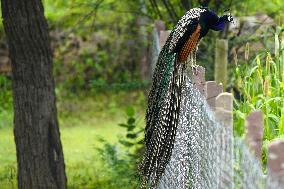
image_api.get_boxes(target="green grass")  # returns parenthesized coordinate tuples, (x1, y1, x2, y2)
(0, 124, 125, 188)
(0, 91, 146, 189)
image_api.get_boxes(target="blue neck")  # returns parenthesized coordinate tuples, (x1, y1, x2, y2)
(210, 16, 226, 31)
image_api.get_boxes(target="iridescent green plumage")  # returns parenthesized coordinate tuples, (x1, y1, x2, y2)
(140, 31, 187, 188)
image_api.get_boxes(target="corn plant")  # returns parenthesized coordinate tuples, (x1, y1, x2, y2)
(233, 27, 284, 142)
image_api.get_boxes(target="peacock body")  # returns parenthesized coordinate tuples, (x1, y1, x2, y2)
(140, 7, 233, 189)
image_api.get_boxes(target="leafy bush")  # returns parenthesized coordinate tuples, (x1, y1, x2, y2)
(45, 0, 147, 94)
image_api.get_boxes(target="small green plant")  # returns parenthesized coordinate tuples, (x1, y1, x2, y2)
(117, 106, 144, 155)
(96, 106, 144, 188)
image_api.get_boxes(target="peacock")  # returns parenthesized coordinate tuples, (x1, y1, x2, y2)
(139, 6, 234, 188)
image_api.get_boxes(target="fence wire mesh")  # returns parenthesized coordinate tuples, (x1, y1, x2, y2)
(156, 70, 283, 189)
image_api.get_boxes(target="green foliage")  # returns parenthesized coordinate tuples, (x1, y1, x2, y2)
(0, 76, 12, 108)
(46, 0, 148, 93)
(0, 165, 17, 189)
(90, 80, 150, 93)
(97, 106, 144, 188)
(240, 0, 284, 17)
(145, 0, 284, 27)
(118, 106, 144, 150)
(233, 33, 284, 138)
(232, 27, 284, 166)
(0, 76, 13, 129)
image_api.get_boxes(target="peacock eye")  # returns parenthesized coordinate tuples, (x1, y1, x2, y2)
(228, 15, 233, 22)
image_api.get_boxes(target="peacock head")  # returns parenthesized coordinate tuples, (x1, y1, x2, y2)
(200, 9, 234, 32)
(221, 10, 234, 23)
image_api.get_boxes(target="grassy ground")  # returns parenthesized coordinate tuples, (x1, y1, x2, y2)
(0, 124, 125, 188)
(0, 91, 146, 189)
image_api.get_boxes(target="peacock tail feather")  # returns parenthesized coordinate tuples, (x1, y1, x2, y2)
(140, 30, 193, 188)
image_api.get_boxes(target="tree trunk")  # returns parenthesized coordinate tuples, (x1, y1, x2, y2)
(138, 1, 150, 81)
(1, 0, 67, 189)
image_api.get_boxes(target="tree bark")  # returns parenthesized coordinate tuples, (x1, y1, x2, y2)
(1, 0, 67, 188)
(138, 1, 150, 81)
